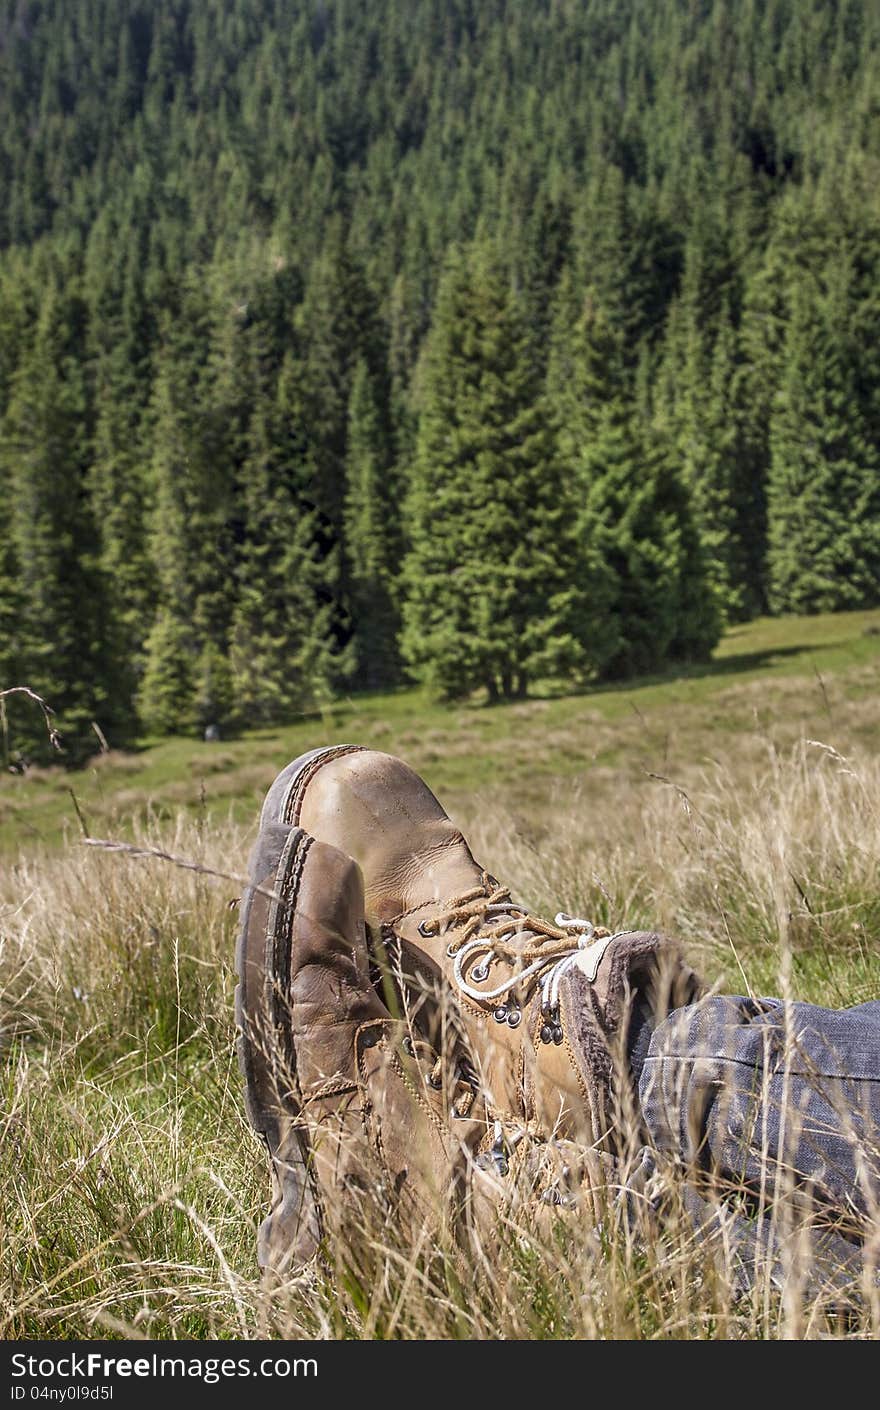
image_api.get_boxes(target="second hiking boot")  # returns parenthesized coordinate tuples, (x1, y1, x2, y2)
(260, 746, 702, 1151)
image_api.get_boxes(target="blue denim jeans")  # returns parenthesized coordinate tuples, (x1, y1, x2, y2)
(627, 995, 880, 1293)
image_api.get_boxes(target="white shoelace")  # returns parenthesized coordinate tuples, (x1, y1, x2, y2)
(453, 912, 621, 1010)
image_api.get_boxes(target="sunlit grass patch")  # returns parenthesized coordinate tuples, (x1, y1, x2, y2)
(2, 611, 880, 1338)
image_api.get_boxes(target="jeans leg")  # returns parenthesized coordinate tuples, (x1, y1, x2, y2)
(628, 994, 880, 1292)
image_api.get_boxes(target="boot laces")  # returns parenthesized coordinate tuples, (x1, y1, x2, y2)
(418, 872, 617, 1013)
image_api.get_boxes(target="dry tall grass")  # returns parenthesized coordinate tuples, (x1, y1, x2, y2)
(2, 738, 879, 1339)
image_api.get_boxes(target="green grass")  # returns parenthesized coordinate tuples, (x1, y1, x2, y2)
(3, 608, 880, 858)
(2, 608, 880, 1339)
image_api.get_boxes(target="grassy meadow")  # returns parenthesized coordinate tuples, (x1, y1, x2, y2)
(2, 608, 880, 1340)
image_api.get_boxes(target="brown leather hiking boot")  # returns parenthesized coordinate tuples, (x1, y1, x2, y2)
(236, 820, 490, 1275)
(260, 747, 702, 1157)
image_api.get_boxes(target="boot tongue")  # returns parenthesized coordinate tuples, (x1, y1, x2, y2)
(571, 930, 703, 1029)
(572, 932, 618, 983)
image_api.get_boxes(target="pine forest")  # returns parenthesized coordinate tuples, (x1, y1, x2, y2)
(1, 0, 879, 762)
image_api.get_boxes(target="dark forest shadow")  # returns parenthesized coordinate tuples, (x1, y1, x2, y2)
(522, 641, 839, 706)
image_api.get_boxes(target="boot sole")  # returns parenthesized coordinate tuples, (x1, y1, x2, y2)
(259, 743, 366, 831)
(235, 822, 321, 1265)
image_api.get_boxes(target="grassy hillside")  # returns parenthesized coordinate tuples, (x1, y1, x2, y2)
(3, 608, 880, 858)
(2, 609, 880, 1340)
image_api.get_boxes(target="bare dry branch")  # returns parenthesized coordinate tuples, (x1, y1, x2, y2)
(0, 686, 64, 752)
(81, 836, 280, 904)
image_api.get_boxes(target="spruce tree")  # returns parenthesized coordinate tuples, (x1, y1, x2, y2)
(551, 291, 719, 679)
(229, 357, 352, 723)
(344, 359, 400, 689)
(703, 309, 768, 623)
(0, 286, 132, 760)
(582, 425, 720, 678)
(138, 355, 199, 734)
(0, 458, 23, 765)
(401, 243, 601, 701)
(85, 209, 155, 681)
(292, 229, 388, 537)
(88, 354, 152, 681)
(657, 297, 759, 624)
(0, 264, 25, 716)
(139, 611, 196, 737)
(767, 278, 880, 613)
(193, 639, 237, 735)
(140, 299, 240, 734)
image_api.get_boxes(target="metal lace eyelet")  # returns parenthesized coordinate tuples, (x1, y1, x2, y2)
(493, 1006, 509, 1024)
(402, 1036, 415, 1056)
(446, 943, 460, 958)
(470, 960, 490, 983)
(506, 1008, 522, 1029)
(418, 919, 435, 938)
